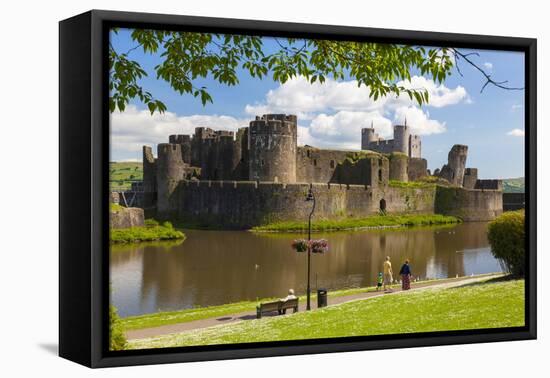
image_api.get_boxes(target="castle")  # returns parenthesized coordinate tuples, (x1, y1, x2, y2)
(361, 121, 421, 158)
(140, 114, 503, 228)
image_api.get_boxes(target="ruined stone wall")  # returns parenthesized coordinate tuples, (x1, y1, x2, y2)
(408, 158, 428, 181)
(110, 207, 145, 229)
(365, 139, 396, 155)
(249, 114, 297, 183)
(191, 127, 216, 167)
(434, 186, 503, 221)
(503, 193, 525, 211)
(173, 180, 436, 229)
(438, 144, 468, 186)
(463, 168, 478, 189)
(475, 179, 503, 190)
(142, 146, 157, 208)
(296, 147, 350, 183)
(234, 127, 249, 180)
(169, 134, 192, 164)
(332, 155, 389, 188)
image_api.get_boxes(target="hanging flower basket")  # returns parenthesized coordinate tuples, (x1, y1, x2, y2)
(291, 239, 329, 253)
(291, 239, 308, 252)
(310, 239, 329, 254)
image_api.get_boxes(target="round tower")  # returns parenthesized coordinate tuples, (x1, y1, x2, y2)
(248, 114, 297, 183)
(389, 152, 409, 182)
(393, 125, 410, 156)
(156, 143, 186, 216)
(361, 127, 378, 150)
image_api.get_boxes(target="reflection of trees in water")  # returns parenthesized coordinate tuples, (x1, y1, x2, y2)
(110, 223, 493, 316)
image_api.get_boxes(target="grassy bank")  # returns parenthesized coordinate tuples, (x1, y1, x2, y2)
(110, 220, 186, 244)
(121, 282, 407, 332)
(119, 274, 495, 332)
(127, 278, 524, 349)
(252, 214, 461, 233)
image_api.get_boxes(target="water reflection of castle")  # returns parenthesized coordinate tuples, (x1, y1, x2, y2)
(110, 223, 500, 317)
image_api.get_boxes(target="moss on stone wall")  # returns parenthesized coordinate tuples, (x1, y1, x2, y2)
(344, 150, 383, 164)
(388, 151, 408, 160)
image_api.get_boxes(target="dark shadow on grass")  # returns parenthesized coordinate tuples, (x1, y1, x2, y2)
(448, 275, 519, 290)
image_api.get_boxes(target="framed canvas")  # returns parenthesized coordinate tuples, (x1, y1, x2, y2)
(59, 10, 537, 368)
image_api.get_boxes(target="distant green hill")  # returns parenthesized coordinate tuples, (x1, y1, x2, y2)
(110, 162, 143, 190)
(502, 177, 525, 193)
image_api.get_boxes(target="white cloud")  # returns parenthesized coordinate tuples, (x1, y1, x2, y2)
(393, 106, 447, 135)
(507, 128, 525, 137)
(245, 75, 469, 118)
(244, 76, 460, 149)
(394, 76, 469, 108)
(112, 74, 467, 158)
(307, 111, 393, 149)
(483, 62, 493, 71)
(110, 105, 248, 158)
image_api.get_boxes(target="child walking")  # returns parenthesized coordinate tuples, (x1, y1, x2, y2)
(376, 272, 383, 291)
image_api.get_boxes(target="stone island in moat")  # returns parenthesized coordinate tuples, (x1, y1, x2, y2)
(138, 114, 502, 228)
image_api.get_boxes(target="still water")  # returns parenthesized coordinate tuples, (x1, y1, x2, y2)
(110, 222, 502, 317)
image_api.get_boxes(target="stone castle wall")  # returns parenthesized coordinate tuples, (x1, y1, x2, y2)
(434, 186, 503, 221)
(296, 147, 350, 183)
(160, 180, 437, 228)
(407, 157, 428, 181)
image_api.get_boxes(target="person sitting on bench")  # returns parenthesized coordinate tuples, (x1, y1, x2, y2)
(279, 289, 297, 314)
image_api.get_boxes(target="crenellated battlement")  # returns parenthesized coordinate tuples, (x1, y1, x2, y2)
(143, 113, 501, 224)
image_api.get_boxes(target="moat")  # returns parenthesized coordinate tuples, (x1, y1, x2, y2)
(110, 222, 503, 318)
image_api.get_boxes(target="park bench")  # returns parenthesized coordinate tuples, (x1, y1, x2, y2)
(256, 298, 299, 319)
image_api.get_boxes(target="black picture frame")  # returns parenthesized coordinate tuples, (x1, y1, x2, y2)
(59, 9, 537, 368)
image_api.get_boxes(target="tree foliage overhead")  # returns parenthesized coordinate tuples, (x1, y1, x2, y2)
(109, 29, 521, 115)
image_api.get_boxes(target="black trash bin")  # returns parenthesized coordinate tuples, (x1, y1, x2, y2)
(317, 289, 328, 308)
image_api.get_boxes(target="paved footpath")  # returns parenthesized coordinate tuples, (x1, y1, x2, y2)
(126, 274, 502, 340)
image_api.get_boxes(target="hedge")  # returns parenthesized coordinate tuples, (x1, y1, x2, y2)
(487, 210, 525, 276)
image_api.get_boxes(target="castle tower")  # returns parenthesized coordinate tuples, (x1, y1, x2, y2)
(438, 144, 468, 186)
(168, 134, 192, 164)
(389, 152, 409, 182)
(156, 143, 186, 216)
(249, 114, 297, 183)
(361, 122, 378, 150)
(393, 124, 410, 156)
(142, 146, 157, 208)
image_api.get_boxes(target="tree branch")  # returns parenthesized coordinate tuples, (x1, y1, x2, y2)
(450, 48, 524, 93)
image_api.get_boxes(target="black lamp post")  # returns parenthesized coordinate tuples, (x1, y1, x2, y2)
(305, 185, 316, 310)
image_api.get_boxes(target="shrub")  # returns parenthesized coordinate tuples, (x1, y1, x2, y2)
(144, 218, 160, 227)
(109, 304, 127, 351)
(487, 210, 525, 276)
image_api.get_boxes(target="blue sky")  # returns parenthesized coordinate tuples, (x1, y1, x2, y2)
(110, 28, 525, 179)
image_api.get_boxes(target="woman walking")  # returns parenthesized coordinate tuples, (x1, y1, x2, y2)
(399, 259, 412, 290)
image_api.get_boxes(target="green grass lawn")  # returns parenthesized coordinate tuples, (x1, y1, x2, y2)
(119, 274, 498, 332)
(252, 214, 461, 232)
(127, 278, 524, 350)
